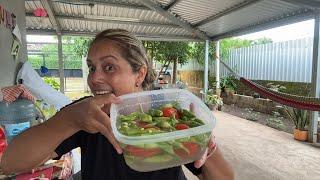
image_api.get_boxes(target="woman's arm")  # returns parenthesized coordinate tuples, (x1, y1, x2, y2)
(0, 110, 78, 174)
(199, 147, 234, 180)
(0, 93, 121, 174)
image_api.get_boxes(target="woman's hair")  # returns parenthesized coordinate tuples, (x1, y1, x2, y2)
(90, 29, 156, 89)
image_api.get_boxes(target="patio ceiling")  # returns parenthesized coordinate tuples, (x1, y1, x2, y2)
(25, 0, 320, 41)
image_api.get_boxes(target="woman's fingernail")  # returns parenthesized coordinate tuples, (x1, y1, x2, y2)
(117, 147, 123, 154)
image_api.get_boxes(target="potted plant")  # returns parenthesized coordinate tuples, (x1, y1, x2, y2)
(210, 80, 222, 97)
(220, 75, 237, 96)
(284, 107, 309, 141)
(205, 90, 223, 111)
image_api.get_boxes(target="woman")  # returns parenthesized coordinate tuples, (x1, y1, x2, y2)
(1, 29, 234, 180)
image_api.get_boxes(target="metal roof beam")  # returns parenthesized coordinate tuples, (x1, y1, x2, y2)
(40, 0, 61, 34)
(280, 0, 320, 9)
(50, 0, 149, 10)
(164, 0, 183, 11)
(26, 12, 180, 28)
(194, 0, 262, 28)
(210, 10, 315, 41)
(26, 28, 200, 42)
(137, 0, 210, 40)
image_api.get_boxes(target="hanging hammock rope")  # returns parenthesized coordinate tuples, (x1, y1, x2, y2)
(219, 61, 320, 111)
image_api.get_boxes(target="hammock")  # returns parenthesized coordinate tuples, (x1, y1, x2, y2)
(219, 61, 320, 111)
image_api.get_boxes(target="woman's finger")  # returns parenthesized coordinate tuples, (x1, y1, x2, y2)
(92, 93, 121, 107)
(94, 109, 122, 154)
(90, 117, 122, 154)
(194, 148, 208, 168)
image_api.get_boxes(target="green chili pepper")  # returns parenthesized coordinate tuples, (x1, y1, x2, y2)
(181, 109, 196, 118)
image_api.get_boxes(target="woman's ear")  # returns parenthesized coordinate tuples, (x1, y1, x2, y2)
(136, 65, 147, 86)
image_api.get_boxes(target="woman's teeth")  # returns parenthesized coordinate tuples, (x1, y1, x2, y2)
(96, 90, 112, 95)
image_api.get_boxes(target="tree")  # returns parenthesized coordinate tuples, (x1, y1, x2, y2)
(251, 37, 273, 45)
(143, 41, 192, 84)
(190, 41, 216, 65)
(29, 36, 92, 69)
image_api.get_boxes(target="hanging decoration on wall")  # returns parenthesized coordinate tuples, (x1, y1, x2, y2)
(0, 5, 4, 25)
(34, 8, 47, 24)
(33, 8, 47, 17)
(0, 5, 16, 31)
(0, 5, 19, 60)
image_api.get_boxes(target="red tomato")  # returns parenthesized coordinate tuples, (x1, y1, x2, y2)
(162, 107, 180, 119)
(125, 145, 162, 158)
(175, 124, 189, 130)
(174, 142, 199, 159)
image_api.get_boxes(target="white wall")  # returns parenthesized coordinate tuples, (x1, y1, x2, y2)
(0, 0, 27, 87)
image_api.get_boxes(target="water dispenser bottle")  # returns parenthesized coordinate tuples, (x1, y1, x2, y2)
(0, 99, 37, 142)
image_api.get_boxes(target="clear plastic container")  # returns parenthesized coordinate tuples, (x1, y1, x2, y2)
(110, 89, 215, 172)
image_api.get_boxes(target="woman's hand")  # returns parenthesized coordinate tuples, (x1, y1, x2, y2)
(60, 93, 122, 154)
(194, 134, 217, 168)
(194, 134, 234, 180)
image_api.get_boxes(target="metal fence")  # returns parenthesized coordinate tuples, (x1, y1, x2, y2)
(178, 37, 314, 83)
(223, 37, 314, 82)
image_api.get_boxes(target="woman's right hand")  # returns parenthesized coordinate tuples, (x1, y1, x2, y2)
(60, 93, 122, 154)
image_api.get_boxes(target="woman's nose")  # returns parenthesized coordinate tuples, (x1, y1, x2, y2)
(89, 70, 105, 84)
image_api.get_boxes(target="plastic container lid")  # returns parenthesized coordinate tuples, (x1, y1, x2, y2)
(110, 89, 216, 145)
(0, 99, 36, 124)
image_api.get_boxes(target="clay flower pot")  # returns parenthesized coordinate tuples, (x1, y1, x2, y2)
(293, 129, 308, 141)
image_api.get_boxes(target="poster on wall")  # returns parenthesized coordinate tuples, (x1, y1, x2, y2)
(11, 39, 20, 59)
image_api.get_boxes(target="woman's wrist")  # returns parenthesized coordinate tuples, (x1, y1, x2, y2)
(48, 110, 80, 135)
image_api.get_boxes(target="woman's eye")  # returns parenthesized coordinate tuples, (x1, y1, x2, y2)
(88, 66, 95, 72)
(105, 65, 114, 72)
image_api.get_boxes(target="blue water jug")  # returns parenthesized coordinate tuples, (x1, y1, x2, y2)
(0, 99, 37, 142)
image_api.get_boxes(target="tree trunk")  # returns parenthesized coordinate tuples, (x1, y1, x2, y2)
(172, 58, 178, 84)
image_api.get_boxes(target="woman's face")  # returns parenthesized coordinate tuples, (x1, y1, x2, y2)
(87, 40, 142, 97)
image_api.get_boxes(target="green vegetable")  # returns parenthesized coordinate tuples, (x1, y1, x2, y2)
(171, 101, 181, 110)
(158, 121, 172, 129)
(181, 109, 196, 118)
(156, 142, 175, 155)
(148, 109, 163, 117)
(143, 154, 173, 163)
(140, 113, 153, 123)
(125, 128, 142, 136)
(119, 115, 136, 122)
(152, 117, 170, 122)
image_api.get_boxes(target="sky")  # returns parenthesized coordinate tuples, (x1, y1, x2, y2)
(237, 19, 314, 42)
(26, 19, 315, 43)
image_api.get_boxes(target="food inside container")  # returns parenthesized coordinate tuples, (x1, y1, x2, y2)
(111, 89, 215, 172)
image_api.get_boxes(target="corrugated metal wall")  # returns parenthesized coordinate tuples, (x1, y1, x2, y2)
(178, 37, 314, 83)
(223, 37, 313, 82)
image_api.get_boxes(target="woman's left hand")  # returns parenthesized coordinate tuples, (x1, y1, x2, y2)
(194, 134, 217, 168)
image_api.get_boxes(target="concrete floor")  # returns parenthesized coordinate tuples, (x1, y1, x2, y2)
(184, 111, 320, 180)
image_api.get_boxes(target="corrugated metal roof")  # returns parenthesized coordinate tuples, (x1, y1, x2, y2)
(170, 0, 246, 25)
(51, 1, 172, 24)
(25, 0, 317, 41)
(199, 0, 312, 38)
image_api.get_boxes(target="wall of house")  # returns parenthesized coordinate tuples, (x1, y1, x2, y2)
(0, 0, 27, 87)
